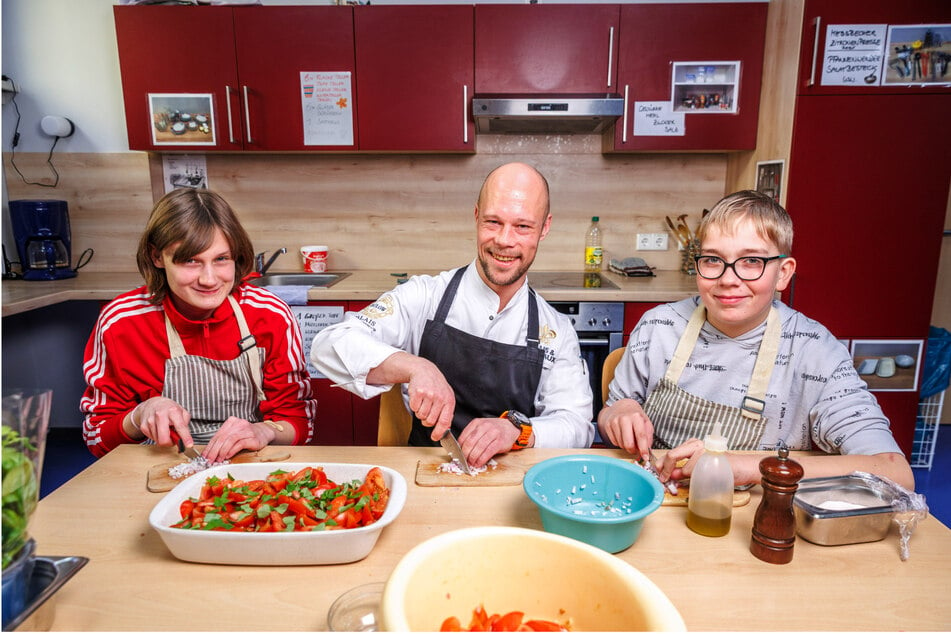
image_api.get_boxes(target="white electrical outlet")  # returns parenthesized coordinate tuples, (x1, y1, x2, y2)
(636, 233, 668, 251)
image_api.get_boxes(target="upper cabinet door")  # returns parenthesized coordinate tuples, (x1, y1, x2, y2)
(798, 0, 951, 96)
(611, 2, 768, 152)
(475, 4, 620, 94)
(114, 5, 243, 151)
(234, 7, 357, 151)
(354, 6, 474, 152)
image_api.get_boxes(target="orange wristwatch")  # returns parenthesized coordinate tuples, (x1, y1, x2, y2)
(502, 410, 533, 451)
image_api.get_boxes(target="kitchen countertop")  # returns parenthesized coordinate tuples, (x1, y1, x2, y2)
(1, 269, 699, 317)
(25, 444, 951, 631)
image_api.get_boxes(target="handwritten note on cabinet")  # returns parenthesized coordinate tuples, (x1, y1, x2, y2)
(820, 25, 887, 86)
(301, 71, 354, 146)
(633, 102, 685, 137)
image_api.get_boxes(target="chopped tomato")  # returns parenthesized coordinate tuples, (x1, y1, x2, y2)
(170, 466, 389, 533)
(441, 606, 567, 632)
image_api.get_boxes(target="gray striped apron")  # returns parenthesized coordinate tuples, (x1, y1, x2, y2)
(162, 295, 266, 444)
(644, 303, 780, 451)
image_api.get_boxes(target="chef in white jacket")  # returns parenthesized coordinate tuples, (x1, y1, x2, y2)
(311, 163, 594, 467)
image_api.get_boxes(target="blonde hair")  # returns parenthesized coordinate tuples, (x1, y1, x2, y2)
(136, 188, 254, 304)
(697, 190, 793, 254)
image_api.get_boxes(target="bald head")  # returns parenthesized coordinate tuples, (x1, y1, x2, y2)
(476, 162, 550, 219)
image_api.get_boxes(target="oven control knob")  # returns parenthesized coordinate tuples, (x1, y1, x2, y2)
(602, 318, 612, 327)
(587, 318, 597, 327)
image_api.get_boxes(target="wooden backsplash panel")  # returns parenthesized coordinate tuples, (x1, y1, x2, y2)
(5, 140, 726, 274)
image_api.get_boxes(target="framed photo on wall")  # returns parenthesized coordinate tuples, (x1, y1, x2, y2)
(755, 160, 784, 203)
(850, 339, 923, 392)
(149, 93, 216, 146)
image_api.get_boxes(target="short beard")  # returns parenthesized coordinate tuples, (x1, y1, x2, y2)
(478, 252, 531, 288)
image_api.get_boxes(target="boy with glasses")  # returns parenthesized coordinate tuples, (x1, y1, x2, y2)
(598, 190, 913, 489)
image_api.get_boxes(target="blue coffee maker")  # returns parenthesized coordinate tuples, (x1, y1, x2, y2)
(9, 200, 77, 281)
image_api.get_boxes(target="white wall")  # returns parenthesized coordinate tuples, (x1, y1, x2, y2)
(2, 0, 129, 153)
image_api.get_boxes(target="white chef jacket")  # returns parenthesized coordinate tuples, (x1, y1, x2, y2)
(311, 262, 595, 448)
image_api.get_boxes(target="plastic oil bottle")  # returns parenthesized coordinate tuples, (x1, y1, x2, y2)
(686, 422, 734, 537)
(584, 216, 603, 272)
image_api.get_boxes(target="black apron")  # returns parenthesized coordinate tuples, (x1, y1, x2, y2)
(408, 266, 544, 446)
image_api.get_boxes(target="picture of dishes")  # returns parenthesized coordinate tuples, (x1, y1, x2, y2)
(149, 93, 216, 145)
(850, 339, 923, 392)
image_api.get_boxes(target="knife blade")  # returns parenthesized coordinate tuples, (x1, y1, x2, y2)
(439, 430, 472, 475)
(170, 429, 206, 465)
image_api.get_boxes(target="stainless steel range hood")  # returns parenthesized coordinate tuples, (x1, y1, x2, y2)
(472, 93, 624, 134)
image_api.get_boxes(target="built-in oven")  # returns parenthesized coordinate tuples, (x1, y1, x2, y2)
(549, 301, 625, 421)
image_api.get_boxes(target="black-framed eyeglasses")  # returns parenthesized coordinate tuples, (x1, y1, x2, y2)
(693, 255, 788, 281)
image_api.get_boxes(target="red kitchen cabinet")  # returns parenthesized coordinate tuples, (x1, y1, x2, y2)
(354, 6, 474, 152)
(785, 95, 948, 339)
(307, 301, 381, 446)
(785, 0, 950, 457)
(474, 4, 620, 94)
(623, 302, 663, 345)
(233, 7, 357, 151)
(114, 5, 242, 151)
(610, 2, 767, 152)
(114, 5, 357, 152)
(797, 0, 950, 96)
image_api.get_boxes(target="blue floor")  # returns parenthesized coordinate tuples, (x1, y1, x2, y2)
(37, 426, 951, 526)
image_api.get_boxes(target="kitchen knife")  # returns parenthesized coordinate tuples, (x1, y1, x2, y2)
(439, 430, 472, 475)
(170, 429, 206, 464)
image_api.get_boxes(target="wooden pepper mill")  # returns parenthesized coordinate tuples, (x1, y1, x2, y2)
(750, 443, 804, 564)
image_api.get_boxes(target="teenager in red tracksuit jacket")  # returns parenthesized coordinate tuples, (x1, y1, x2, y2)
(81, 188, 316, 461)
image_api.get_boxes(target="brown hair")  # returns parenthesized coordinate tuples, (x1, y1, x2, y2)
(136, 188, 254, 304)
(697, 190, 794, 255)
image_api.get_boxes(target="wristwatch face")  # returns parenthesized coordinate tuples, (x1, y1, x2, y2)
(505, 410, 531, 428)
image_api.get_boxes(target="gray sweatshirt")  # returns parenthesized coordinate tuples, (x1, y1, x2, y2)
(607, 297, 901, 455)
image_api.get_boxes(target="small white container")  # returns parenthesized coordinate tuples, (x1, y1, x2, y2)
(301, 245, 328, 273)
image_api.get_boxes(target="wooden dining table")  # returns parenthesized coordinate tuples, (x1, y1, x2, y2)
(25, 445, 951, 631)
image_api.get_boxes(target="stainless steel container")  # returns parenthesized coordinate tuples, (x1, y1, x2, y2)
(793, 475, 896, 546)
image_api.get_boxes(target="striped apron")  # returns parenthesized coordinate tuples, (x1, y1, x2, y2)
(162, 295, 266, 444)
(644, 303, 780, 451)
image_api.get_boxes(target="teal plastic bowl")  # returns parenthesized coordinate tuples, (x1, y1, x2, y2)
(523, 455, 664, 553)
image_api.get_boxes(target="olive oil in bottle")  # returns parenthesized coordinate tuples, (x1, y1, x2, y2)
(686, 423, 734, 537)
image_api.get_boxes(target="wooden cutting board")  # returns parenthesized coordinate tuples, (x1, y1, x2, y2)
(415, 456, 527, 487)
(146, 447, 292, 493)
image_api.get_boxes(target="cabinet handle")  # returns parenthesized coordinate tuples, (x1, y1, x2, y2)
(622, 84, 629, 144)
(807, 16, 821, 87)
(463, 84, 469, 144)
(225, 85, 236, 144)
(242, 85, 254, 144)
(606, 26, 614, 89)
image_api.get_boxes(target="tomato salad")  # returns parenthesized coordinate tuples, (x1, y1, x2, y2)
(171, 466, 390, 532)
(441, 605, 569, 632)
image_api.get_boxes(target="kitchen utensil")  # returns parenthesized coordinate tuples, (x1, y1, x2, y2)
(380, 527, 685, 631)
(146, 447, 291, 492)
(149, 462, 407, 565)
(523, 455, 664, 553)
(438, 430, 472, 475)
